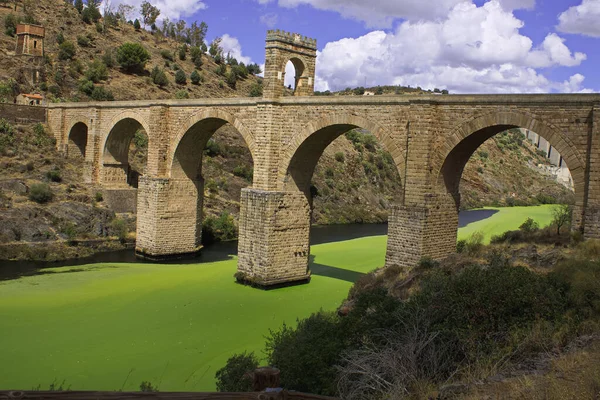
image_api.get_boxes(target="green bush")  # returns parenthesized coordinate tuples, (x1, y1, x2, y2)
(174, 70, 187, 85)
(178, 45, 186, 61)
(95, 191, 103, 202)
(249, 83, 262, 97)
(202, 211, 237, 245)
(175, 89, 189, 99)
(456, 239, 466, 253)
(0, 118, 15, 152)
(59, 41, 76, 60)
(56, 31, 65, 45)
(160, 50, 173, 61)
(519, 217, 539, 234)
(102, 50, 115, 68)
(133, 130, 148, 149)
(190, 46, 203, 68)
(76, 35, 91, 47)
(116, 43, 151, 73)
(215, 64, 226, 76)
(190, 69, 201, 85)
(85, 60, 108, 83)
(150, 66, 169, 87)
(215, 352, 259, 392)
(110, 217, 128, 242)
(133, 19, 141, 31)
(334, 152, 345, 162)
(78, 78, 95, 96)
(90, 86, 114, 101)
(233, 165, 253, 182)
(463, 230, 484, 255)
(204, 139, 222, 157)
(29, 183, 54, 203)
(4, 14, 18, 37)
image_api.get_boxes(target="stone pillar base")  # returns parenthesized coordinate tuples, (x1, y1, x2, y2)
(386, 193, 458, 269)
(237, 189, 311, 287)
(583, 206, 600, 239)
(135, 177, 203, 259)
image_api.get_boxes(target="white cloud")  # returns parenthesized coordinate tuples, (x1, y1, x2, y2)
(259, 12, 279, 27)
(557, 0, 600, 37)
(220, 34, 253, 65)
(106, 0, 207, 21)
(313, 1, 591, 93)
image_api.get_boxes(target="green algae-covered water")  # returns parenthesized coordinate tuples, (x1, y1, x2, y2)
(0, 205, 554, 391)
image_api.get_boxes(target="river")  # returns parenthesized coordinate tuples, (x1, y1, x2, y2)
(0, 209, 497, 281)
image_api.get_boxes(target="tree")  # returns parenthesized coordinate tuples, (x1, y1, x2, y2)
(226, 71, 237, 89)
(58, 41, 76, 60)
(133, 18, 140, 30)
(175, 69, 186, 85)
(209, 37, 222, 57)
(178, 44, 186, 61)
(188, 21, 207, 47)
(140, 0, 160, 29)
(190, 46, 203, 68)
(116, 42, 150, 73)
(74, 0, 83, 13)
(85, 59, 108, 83)
(190, 69, 201, 85)
(151, 66, 168, 87)
(175, 19, 186, 42)
(552, 204, 572, 235)
(215, 352, 259, 392)
(116, 4, 135, 23)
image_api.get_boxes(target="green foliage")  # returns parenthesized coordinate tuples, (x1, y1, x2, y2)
(74, 0, 83, 13)
(233, 165, 253, 182)
(190, 69, 201, 85)
(110, 217, 128, 242)
(175, 89, 189, 99)
(78, 78, 94, 95)
(0, 78, 18, 103)
(4, 14, 18, 37)
(29, 183, 54, 204)
(246, 63, 262, 75)
(202, 211, 237, 245)
(552, 204, 572, 235)
(334, 152, 345, 163)
(478, 150, 489, 159)
(81, 3, 102, 24)
(133, 130, 148, 149)
(56, 31, 65, 45)
(519, 217, 539, 234)
(76, 34, 91, 47)
(139, 381, 158, 392)
(226, 71, 237, 89)
(150, 66, 168, 87)
(160, 50, 173, 60)
(249, 82, 262, 97)
(90, 86, 114, 101)
(463, 230, 484, 255)
(0, 118, 15, 152)
(95, 191, 103, 202)
(174, 70, 187, 85)
(190, 46, 203, 68)
(59, 41, 76, 60)
(204, 139, 222, 157)
(85, 59, 108, 83)
(102, 50, 115, 68)
(116, 43, 151, 73)
(214, 352, 259, 392)
(215, 63, 226, 76)
(178, 45, 186, 61)
(456, 239, 467, 253)
(266, 312, 344, 396)
(33, 123, 52, 147)
(133, 19, 141, 30)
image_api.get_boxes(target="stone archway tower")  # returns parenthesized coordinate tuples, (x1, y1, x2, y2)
(263, 30, 317, 98)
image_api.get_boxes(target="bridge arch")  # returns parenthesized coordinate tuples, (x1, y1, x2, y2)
(434, 110, 585, 209)
(167, 109, 256, 179)
(101, 112, 151, 188)
(66, 121, 88, 159)
(279, 113, 405, 196)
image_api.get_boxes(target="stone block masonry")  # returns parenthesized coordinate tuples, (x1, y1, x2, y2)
(44, 30, 600, 288)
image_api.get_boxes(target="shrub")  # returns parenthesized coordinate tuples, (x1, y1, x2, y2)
(175, 89, 189, 99)
(133, 19, 141, 31)
(4, 14, 18, 37)
(178, 45, 186, 61)
(0, 118, 15, 152)
(150, 66, 168, 87)
(334, 152, 345, 162)
(551, 259, 600, 318)
(456, 239, 466, 253)
(190, 70, 201, 85)
(76, 35, 91, 47)
(59, 41, 76, 60)
(160, 50, 173, 61)
(95, 191, 103, 202)
(552, 204, 572, 235)
(90, 86, 114, 101)
(29, 183, 54, 203)
(519, 217, 539, 234)
(202, 211, 237, 245)
(139, 381, 157, 392)
(102, 50, 115, 68)
(85, 60, 108, 83)
(133, 130, 148, 149)
(110, 217, 128, 241)
(175, 70, 187, 85)
(233, 165, 253, 182)
(56, 31, 65, 45)
(204, 139, 222, 157)
(249, 83, 262, 97)
(215, 352, 259, 392)
(463, 230, 484, 255)
(78, 78, 95, 95)
(215, 64, 226, 76)
(33, 123, 52, 147)
(116, 43, 151, 73)
(190, 46, 203, 68)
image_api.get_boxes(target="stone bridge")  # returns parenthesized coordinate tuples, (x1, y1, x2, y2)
(46, 30, 600, 286)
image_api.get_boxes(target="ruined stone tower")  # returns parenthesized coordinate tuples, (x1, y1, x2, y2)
(263, 30, 317, 98)
(15, 24, 45, 57)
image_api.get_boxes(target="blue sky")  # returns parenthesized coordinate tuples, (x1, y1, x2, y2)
(118, 0, 600, 93)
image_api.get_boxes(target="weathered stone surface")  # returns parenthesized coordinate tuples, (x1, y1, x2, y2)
(44, 30, 600, 286)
